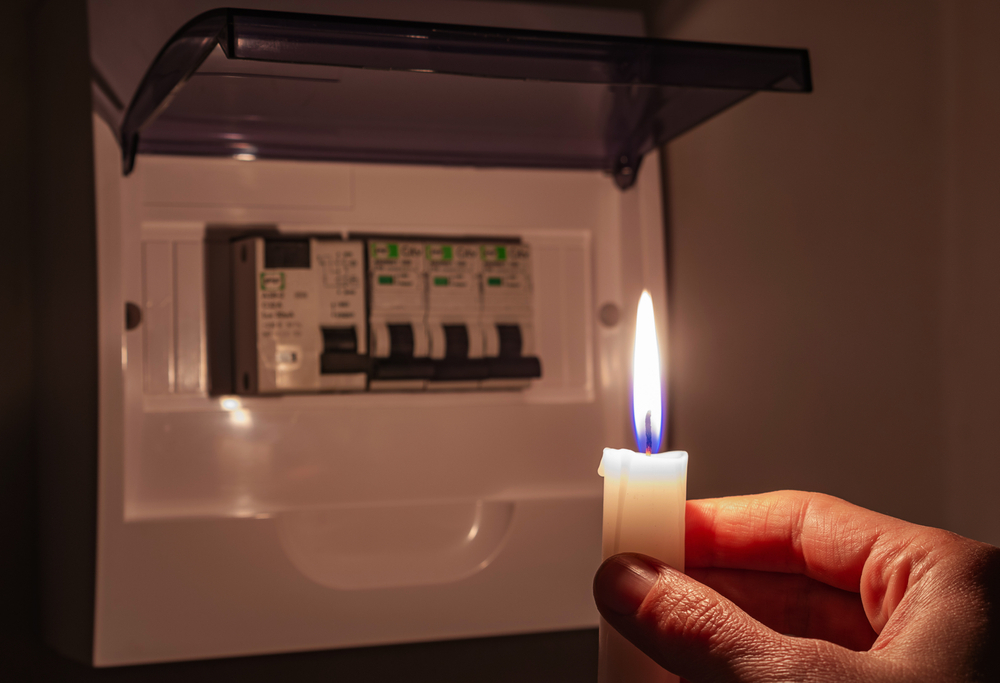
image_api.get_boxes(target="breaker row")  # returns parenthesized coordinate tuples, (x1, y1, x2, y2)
(231, 235, 541, 394)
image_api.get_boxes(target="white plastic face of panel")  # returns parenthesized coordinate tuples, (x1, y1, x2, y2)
(95, 126, 667, 669)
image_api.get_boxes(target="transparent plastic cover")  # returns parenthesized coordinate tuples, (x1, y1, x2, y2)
(119, 8, 811, 186)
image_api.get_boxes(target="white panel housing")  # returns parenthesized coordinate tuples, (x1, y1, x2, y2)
(95, 110, 667, 664)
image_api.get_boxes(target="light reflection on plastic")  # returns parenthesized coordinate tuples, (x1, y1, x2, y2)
(220, 396, 252, 427)
(230, 409, 251, 426)
(231, 142, 258, 161)
(632, 290, 662, 453)
(466, 503, 483, 542)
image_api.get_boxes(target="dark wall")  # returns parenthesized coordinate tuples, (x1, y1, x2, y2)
(2, 0, 41, 678)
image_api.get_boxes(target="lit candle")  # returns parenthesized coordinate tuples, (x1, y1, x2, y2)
(597, 290, 688, 683)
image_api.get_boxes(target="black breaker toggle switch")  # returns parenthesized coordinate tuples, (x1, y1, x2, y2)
(320, 326, 371, 374)
(373, 324, 434, 380)
(487, 324, 541, 379)
(388, 324, 415, 358)
(431, 325, 487, 382)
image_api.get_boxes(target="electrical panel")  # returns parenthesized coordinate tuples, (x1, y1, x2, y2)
(232, 235, 542, 395)
(59, 0, 811, 667)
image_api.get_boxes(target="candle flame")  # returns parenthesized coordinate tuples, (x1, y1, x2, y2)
(632, 290, 662, 453)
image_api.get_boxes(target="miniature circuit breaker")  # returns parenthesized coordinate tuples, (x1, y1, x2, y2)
(367, 239, 433, 390)
(425, 241, 485, 389)
(480, 243, 542, 388)
(232, 236, 369, 394)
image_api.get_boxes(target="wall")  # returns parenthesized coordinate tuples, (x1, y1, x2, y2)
(654, 0, 951, 528)
(1, 0, 40, 679)
(941, 1, 1000, 546)
(656, 0, 1000, 543)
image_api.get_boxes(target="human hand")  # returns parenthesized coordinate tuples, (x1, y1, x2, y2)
(593, 491, 1000, 682)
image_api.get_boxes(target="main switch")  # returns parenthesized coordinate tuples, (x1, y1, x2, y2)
(232, 236, 369, 394)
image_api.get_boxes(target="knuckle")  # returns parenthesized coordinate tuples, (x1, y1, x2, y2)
(647, 583, 734, 648)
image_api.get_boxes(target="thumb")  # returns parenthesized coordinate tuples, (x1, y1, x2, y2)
(593, 553, 875, 683)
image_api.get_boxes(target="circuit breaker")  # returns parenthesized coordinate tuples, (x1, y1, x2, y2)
(232, 234, 541, 395)
(481, 243, 542, 389)
(425, 241, 486, 389)
(368, 239, 434, 390)
(232, 236, 369, 394)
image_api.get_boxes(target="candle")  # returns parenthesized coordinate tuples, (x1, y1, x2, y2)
(597, 290, 688, 683)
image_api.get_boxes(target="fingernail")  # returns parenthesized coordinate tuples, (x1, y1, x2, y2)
(594, 554, 659, 615)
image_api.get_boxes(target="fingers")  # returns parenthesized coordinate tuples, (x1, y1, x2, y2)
(685, 491, 919, 592)
(688, 567, 877, 651)
(595, 553, 881, 683)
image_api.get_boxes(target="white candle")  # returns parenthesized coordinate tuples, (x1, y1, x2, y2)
(598, 448, 687, 683)
(597, 290, 688, 683)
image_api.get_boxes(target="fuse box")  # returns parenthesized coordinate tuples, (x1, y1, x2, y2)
(232, 235, 541, 395)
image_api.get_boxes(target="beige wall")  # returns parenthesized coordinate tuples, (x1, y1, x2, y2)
(654, 0, 960, 529)
(941, 1, 1000, 545)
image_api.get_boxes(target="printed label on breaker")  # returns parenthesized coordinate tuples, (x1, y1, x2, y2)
(315, 240, 366, 349)
(427, 244, 479, 294)
(369, 241, 425, 310)
(482, 244, 531, 294)
(258, 272, 310, 345)
(318, 250, 361, 297)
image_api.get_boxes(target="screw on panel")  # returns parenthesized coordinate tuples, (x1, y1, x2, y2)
(613, 154, 642, 190)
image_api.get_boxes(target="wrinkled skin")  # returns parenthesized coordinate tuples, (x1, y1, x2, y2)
(593, 491, 1000, 683)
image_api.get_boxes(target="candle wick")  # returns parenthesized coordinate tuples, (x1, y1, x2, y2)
(644, 410, 652, 456)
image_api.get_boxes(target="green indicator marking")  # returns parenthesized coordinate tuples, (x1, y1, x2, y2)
(496, 246, 507, 261)
(388, 243, 399, 258)
(441, 245, 453, 260)
(434, 276, 449, 286)
(487, 277, 503, 286)
(378, 275, 394, 285)
(259, 272, 285, 290)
